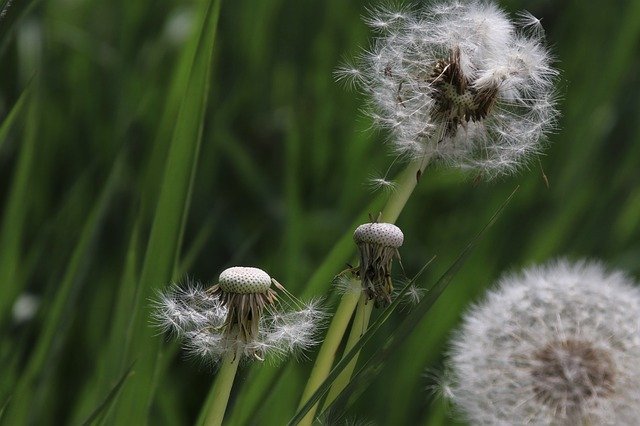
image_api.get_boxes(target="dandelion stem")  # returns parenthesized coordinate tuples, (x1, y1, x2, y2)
(323, 293, 373, 409)
(199, 351, 240, 426)
(379, 156, 430, 223)
(297, 278, 361, 426)
(298, 156, 430, 425)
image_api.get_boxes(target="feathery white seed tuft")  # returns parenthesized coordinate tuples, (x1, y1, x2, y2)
(444, 259, 640, 425)
(152, 274, 324, 364)
(339, 1, 559, 177)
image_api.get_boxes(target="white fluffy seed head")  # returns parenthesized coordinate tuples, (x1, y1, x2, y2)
(353, 222, 404, 248)
(218, 266, 272, 294)
(340, 1, 559, 178)
(444, 260, 640, 425)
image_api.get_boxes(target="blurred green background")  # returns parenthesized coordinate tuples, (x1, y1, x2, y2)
(2, 0, 640, 424)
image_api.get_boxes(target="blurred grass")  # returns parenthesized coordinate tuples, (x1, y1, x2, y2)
(2, 0, 640, 424)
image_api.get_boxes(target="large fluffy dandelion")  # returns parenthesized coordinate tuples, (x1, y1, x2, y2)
(444, 260, 640, 425)
(339, 1, 558, 176)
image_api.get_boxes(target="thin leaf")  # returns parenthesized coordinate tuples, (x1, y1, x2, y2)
(0, 395, 10, 422)
(0, 88, 36, 326)
(81, 362, 136, 426)
(0, 86, 30, 154)
(3, 155, 125, 424)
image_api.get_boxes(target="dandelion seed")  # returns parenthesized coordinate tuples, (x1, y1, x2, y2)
(444, 260, 640, 424)
(366, 175, 397, 193)
(153, 267, 324, 363)
(396, 283, 424, 307)
(342, 1, 559, 177)
(352, 222, 404, 308)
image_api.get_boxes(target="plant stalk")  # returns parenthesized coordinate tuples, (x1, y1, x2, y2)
(199, 351, 240, 426)
(297, 278, 361, 425)
(322, 293, 373, 408)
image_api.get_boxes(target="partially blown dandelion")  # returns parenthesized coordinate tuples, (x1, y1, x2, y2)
(339, 1, 558, 176)
(353, 222, 404, 307)
(154, 267, 323, 363)
(444, 260, 640, 425)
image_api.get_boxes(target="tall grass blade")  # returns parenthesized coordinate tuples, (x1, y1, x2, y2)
(3, 155, 125, 424)
(0, 86, 29, 154)
(0, 90, 36, 327)
(107, 0, 222, 423)
(80, 362, 135, 426)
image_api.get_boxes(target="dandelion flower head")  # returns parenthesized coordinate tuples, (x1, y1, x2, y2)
(353, 221, 404, 308)
(445, 260, 640, 425)
(338, 1, 558, 176)
(153, 267, 324, 363)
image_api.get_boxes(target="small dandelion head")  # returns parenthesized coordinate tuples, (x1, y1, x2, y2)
(342, 1, 559, 177)
(152, 268, 325, 365)
(218, 266, 272, 294)
(444, 260, 640, 424)
(353, 222, 404, 248)
(353, 222, 403, 308)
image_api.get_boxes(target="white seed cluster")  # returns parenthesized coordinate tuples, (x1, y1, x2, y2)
(337, 2, 558, 177)
(218, 266, 272, 294)
(444, 260, 640, 424)
(153, 279, 325, 363)
(353, 223, 404, 248)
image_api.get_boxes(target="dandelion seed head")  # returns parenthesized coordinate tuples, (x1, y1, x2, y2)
(152, 269, 325, 365)
(343, 1, 558, 178)
(353, 222, 403, 308)
(445, 260, 640, 425)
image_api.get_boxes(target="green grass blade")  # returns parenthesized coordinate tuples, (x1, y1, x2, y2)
(319, 187, 520, 417)
(80, 362, 135, 426)
(0, 90, 36, 327)
(0, 395, 10, 423)
(3, 155, 125, 424)
(107, 1, 222, 423)
(0, 86, 29, 154)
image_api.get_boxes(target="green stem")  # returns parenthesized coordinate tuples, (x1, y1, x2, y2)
(199, 351, 240, 426)
(297, 278, 361, 426)
(322, 293, 373, 408)
(380, 156, 429, 223)
(298, 157, 430, 425)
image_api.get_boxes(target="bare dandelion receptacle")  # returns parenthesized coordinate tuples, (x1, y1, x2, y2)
(353, 222, 404, 308)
